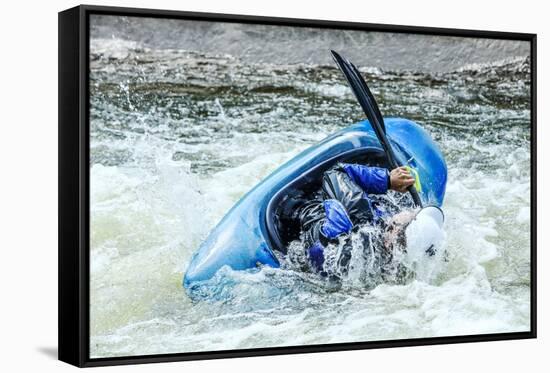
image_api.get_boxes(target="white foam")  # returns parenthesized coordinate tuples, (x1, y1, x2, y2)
(87, 39, 531, 357)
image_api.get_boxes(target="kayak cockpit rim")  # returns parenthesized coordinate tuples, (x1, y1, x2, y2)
(263, 147, 389, 254)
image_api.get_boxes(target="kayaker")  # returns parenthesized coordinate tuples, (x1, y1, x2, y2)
(291, 163, 418, 274)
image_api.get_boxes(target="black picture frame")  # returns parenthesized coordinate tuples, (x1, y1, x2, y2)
(58, 4, 537, 368)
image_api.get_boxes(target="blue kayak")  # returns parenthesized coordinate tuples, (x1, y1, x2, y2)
(184, 118, 447, 288)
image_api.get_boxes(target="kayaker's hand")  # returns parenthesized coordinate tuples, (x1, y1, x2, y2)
(389, 166, 415, 193)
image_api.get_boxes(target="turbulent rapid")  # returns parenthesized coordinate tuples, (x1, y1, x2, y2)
(89, 35, 531, 357)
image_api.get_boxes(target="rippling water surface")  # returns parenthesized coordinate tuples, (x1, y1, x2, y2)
(89, 24, 531, 358)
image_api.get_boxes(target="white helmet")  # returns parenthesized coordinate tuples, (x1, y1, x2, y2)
(405, 206, 445, 258)
(403, 206, 446, 282)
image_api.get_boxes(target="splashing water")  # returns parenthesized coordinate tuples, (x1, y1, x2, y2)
(88, 30, 531, 357)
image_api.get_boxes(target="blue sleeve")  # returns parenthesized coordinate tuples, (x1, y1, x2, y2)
(342, 164, 390, 194)
(320, 199, 353, 239)
(308, 199, 354, 272)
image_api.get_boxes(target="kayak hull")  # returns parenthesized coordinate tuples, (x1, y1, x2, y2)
(184, 118, 447, 288)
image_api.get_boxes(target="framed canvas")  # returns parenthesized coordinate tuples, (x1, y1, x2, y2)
(58, 4, 537, 367)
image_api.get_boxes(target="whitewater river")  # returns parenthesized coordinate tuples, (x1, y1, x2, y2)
(88, 22, 531, 358)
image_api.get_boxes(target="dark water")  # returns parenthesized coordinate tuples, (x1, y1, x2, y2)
(88, 19, 531, 358)
(90, 15, 530, 72)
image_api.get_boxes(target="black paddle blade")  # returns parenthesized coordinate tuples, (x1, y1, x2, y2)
(330, 50, 396, 166)
(331, 50, 386, 134)
(330, 50, 423, 207)
(349, 62, 386, 134)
